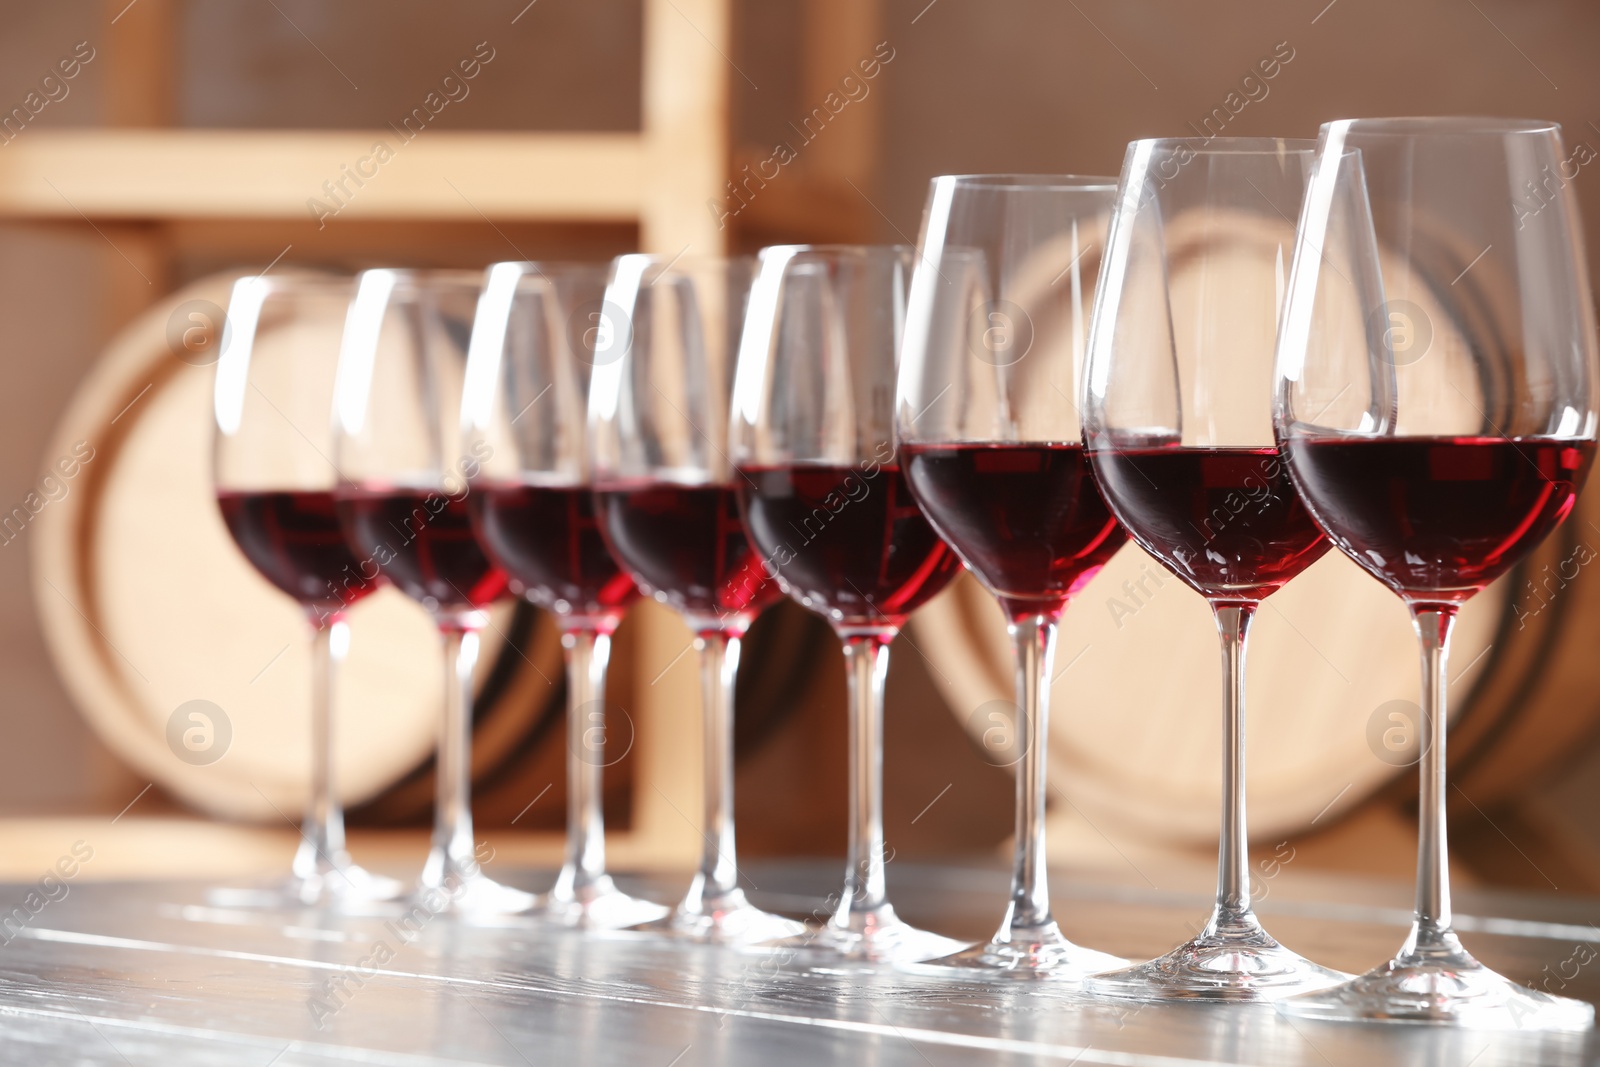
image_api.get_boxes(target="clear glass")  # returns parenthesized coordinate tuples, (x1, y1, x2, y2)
(1273, 117, 1598, 1028)
(893, 175, 1128, 981)
(460, 261, 667, 929)
(211, 273, 402, 909)
(331, 269, 532, 916)
(730, 245, 968, 968)
(587, 254, 804, 943)
(1082, 139, 1349, 1000)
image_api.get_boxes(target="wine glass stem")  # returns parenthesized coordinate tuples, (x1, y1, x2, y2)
(695, 630, 741, 901)
(1211, 602, 1257, 927)
(1411, 605, 1457, 945)
(561, 627, 611, 892)
(839, 633, 892, 920)
(426, 621, 482, 886)
(1005, 614, 1056, 935)
(296, 616, 349, 878)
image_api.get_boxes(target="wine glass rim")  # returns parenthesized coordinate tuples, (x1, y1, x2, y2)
(484, 260, 613, 278)
(760, 243, 913, 257)
(1325, 115, 1560, 137)
(355, 267, 485, 292)
(1129, 136, 1316, 155)
(231, 269, 352, 294)
(610, 252, 757, 270)
(935, 173, 1118, 190)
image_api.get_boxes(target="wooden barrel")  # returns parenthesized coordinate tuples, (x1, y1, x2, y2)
(27, 272, 555, 822)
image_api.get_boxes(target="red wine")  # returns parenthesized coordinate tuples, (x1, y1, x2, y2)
(1285, 435, 1595, 603)
(595, 483, 780, 630)
(335, 487, 508, 615)
(218, 489, 377, 618)
(735, 463, 962, 629)
(1090, 445, 1329, 602)
(902, 442, 1127, 620)
(469, 484, 638, 624)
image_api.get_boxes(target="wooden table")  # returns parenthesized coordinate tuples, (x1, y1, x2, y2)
(0, 860, 1595, 1065)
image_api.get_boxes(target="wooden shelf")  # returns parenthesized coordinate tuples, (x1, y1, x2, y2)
(6, 0, 808, 879)
(0, 130, 645, 222)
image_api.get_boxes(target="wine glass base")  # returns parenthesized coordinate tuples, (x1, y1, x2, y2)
(536, 877, 670, 930)
(1087, 916, 1348, 1002)
(418, 872, 536, 917)
(757, 904, 971, 972)
(898, 922, 1128, 982)
(633, 889, 808, 944)
(205, 863, 405, 912)
(1277, 943, 1595, 1030)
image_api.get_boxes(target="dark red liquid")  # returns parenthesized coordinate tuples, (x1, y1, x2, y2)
(1285, 435, 1595, 603)
(902, 442, 1127, 620)
(335, 487, 509, 616)
(1090, 446, 1329, 601)
(595, 484, 779, 630)
(218, 489, 377, 619)
(735, 463, 962, 629)
(469, 484, 638, 624)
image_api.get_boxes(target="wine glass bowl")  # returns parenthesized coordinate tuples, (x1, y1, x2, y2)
(212, 272, 403, 909)
(734, 247, 966, 639)
(1083, 138, 1349, 1000)
(1274, 117, 1598, 1029)
(588, 254, 779, 633)
(895, 174, 1131, 980)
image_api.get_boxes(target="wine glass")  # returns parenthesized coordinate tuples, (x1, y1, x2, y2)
(730, 244, 968, 967)
(1082, 138, 1349, 1000)
(460, 261, 668, 930)
(894, 174, 1130, 980)
(213, 272, 402, 908)
(1274, 118, 1597, 1029)
(587, 253, 805, 943)
(331, 268, 533, 916)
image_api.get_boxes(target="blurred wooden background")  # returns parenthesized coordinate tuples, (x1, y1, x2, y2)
(2, 0, 1600, 900)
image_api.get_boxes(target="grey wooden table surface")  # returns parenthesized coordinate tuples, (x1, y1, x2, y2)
(0, 860, 1595, 1066)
